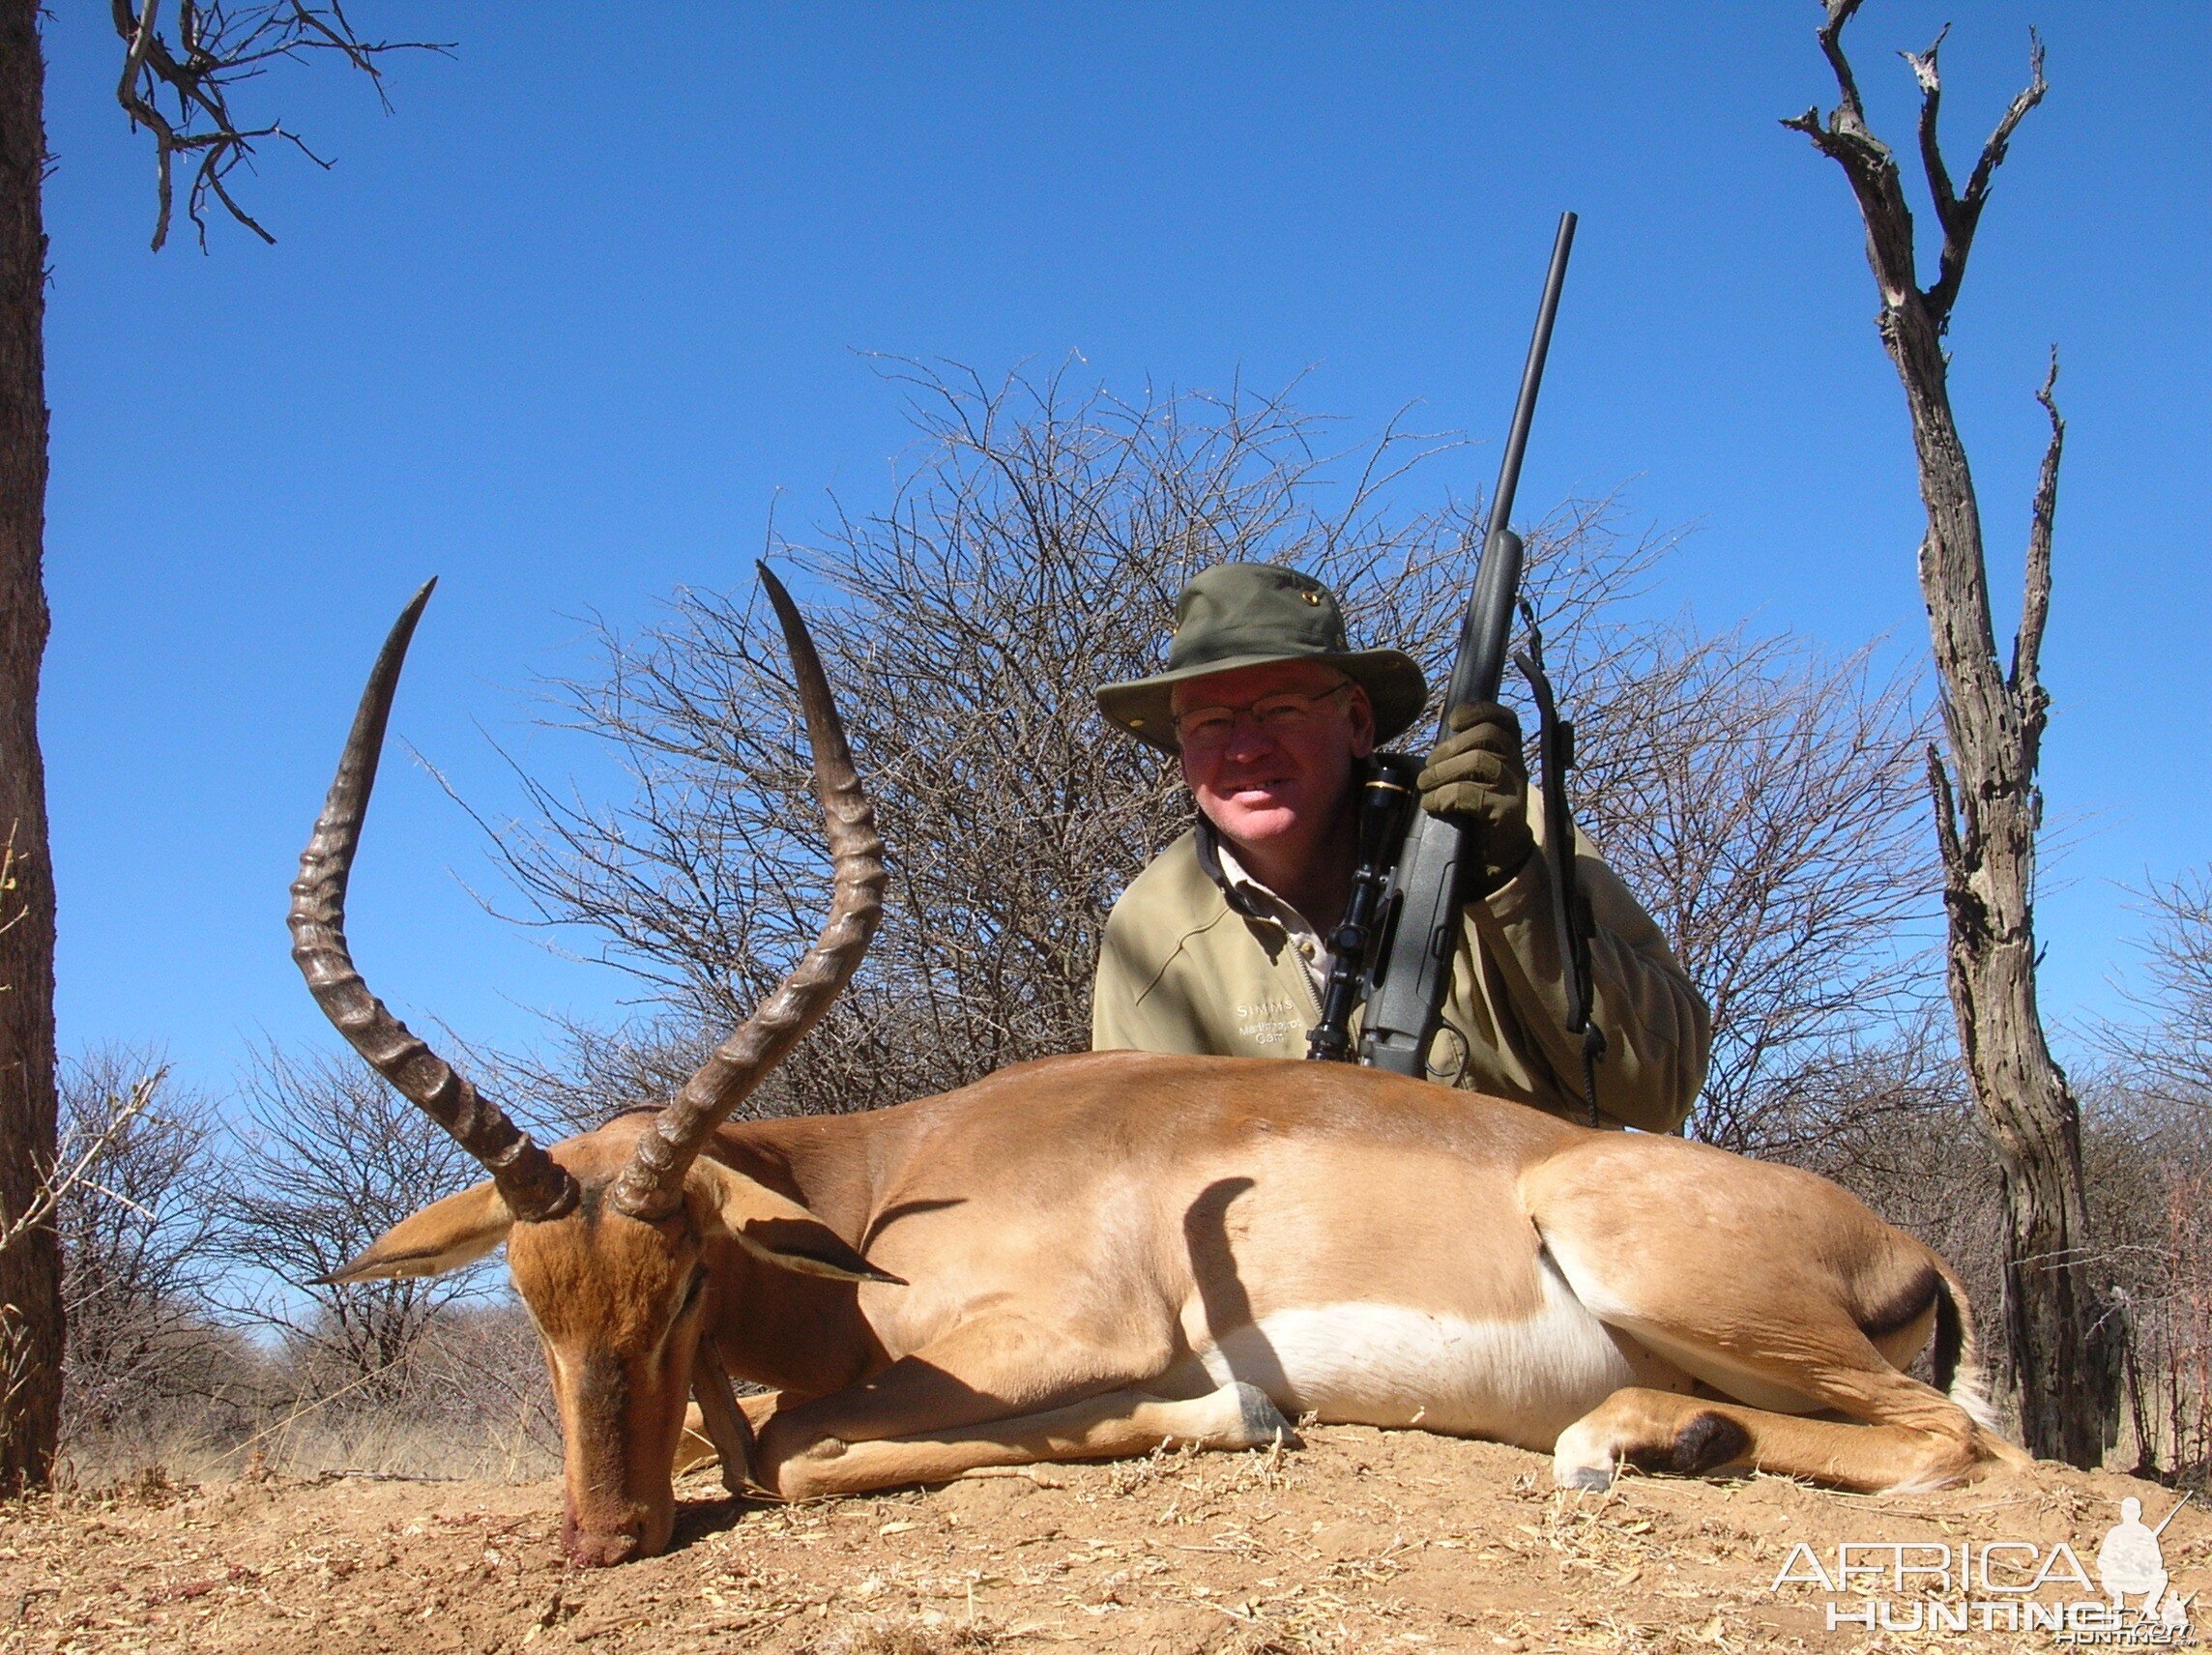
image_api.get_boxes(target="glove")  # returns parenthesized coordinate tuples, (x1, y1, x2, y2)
(1416, 700, 1535, 893)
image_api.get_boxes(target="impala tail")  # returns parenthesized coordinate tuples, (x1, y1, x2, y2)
(1931, 1264, 2003, 1437)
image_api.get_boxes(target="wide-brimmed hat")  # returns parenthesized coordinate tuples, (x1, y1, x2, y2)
(1096, 564, 1429, 754)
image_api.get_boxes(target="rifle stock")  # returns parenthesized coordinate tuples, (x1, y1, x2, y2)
(1355, 213, 1574, 1078)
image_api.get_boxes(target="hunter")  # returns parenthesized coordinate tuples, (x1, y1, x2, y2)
(1091, 563, 1709, 1132)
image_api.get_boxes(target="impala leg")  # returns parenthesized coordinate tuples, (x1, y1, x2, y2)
(769, 1379, 1293, 1500)
(689, 1349, 758, 1495)
(676, 1388, 789, 1481)
(1552, 1387, 1985, 1494)
(1526, 1136, 2024, 1493)
(756, 1316, 1291, 1500)
(737, 1389, 786, 1434)
(674, 1406, 717, 1476)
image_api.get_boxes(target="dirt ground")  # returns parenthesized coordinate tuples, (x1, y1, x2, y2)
(1, 1426, 2202, 1655)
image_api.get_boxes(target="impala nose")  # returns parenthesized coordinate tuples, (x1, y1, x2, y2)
(563, 1515, 645, 1567)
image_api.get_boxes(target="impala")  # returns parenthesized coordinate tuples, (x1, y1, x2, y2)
(292, 570, 2026, 1565)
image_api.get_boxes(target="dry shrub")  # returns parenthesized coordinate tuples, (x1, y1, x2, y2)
(53, 1051, 248, 1472)
(480, 363, 1933, 1162)
(204, 1048, 560, 1478)
(2080, 872, 2212, 1484)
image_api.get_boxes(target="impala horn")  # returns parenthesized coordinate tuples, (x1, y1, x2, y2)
(289, 580, 579, 1223)
(609, 565, 886, 1220)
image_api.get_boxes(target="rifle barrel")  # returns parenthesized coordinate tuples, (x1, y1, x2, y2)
(1489, 211, 1577, 543)
(1359, 211, 1577, 1079)
(1442, 211, 1577, 721)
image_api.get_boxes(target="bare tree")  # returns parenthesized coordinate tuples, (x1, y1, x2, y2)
(478, 363, 1940, 1190)
(2097, 871, 2212, 1112)
(53, 1050, 232, 1447)
(2076, 1074, 2212, 1486)
(0, 2, 442, 1487)
(1572, 624, 1937, 1154)
(2081, 870, 2212, 1479)
(0, 1053, 166, 1469)
(483, 363, 1484, 1115)
(0, 0, 60, 1493)
(216, 1047, 503, 1409)
(1784, 0, 2113, 1463)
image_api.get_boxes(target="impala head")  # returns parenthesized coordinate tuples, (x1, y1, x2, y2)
(290, 568, 888, 1565)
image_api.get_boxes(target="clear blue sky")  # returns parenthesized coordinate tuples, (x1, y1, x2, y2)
(35, 3, 2209, 1100)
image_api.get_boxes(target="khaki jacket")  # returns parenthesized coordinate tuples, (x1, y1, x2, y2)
(1091, 802, 1710, 1133)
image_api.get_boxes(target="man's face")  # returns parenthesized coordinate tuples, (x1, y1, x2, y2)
(1173, 659, 1375, 856)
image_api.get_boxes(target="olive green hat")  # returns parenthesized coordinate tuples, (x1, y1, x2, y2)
(1096, 564, 1429, 754)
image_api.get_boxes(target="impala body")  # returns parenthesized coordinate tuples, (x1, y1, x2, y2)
(300, 573, 2026, 1566)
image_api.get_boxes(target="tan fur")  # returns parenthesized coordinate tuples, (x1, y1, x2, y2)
(346, 1050, 2023, 1561)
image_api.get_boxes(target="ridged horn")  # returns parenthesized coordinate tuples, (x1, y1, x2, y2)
(609, 565, 886, 1220)
(288, 581, 579, 1224)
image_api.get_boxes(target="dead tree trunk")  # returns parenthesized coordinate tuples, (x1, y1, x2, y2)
(0, 0, 60, 1489)
(1785, 0, 2115, 1466)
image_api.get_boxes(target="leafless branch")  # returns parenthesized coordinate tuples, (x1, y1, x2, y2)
(1902, 23, 1956, 216)
(2014, 350, 2062, 723)
(1783, 0, 1924, 318)
(1924, 742, 1963, 874)
(214, 1047, 502, 1408)
(1573, 624, 1938, 1153)
(1811, 0, 1873, 132)
(0, 1072, 160, 1259)
(2094, 872, 2212, 1115)
(1785, 2, 2046, 334)
(1912, 24, 2049, 325)
(109, 0, 451, 250)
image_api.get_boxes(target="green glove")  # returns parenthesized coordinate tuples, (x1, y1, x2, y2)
(1416, 700, 1535, 893)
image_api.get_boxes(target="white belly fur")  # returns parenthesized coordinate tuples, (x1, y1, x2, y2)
(1171, 1256, 1660, 1451)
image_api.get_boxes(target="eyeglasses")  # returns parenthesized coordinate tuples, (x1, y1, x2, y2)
(1172, 683, 1353, 752)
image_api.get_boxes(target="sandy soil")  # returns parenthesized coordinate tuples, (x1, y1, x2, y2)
(1, 1427, 2202, 1654)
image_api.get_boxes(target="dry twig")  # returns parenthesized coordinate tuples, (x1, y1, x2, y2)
(110, 0, 450, 249)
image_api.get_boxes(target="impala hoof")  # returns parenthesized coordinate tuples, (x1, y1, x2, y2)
(1551, 1419, 1618, 1489)
(1221, 1380, 1298, 1449)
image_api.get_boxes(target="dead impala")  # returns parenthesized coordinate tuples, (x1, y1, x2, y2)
(292, 569, 2027, 1566)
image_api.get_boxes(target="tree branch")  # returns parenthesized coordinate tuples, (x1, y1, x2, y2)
(1923, 743, 1971, 939)
(1812, 0, 1873, 131)
(1781, 0, 1921, 315)
(1902, 24, 1958, 229)
(0, 1074, 160, 1258)
(1790, 11, 2047, 334)
(2012, 349, 2061, 724)
(1922, 27, 2047, 326)
(110, 1, 451, 251)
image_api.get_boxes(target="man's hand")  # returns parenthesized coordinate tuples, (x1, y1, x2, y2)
(1416, 700, 1535, 892)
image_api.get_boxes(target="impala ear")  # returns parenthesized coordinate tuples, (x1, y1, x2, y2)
(693, 1159, 903, 1285)
(317, 1181, 514, 1284)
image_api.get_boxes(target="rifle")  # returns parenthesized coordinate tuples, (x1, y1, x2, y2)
(1304, 212, 1580, 1085)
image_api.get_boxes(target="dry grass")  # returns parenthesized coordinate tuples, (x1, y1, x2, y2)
(58, 1414, 559, 1495)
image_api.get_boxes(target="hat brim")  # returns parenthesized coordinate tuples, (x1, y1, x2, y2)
(1096, 649, 1431, 755)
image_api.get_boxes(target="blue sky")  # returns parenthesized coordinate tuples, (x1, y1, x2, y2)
(36, 3, 2208, 1100)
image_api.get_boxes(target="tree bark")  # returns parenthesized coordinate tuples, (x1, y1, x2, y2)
(0, 0, 58, 1490)
(1787, 1, 2116, 1465)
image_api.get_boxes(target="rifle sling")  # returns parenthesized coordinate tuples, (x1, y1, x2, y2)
(1513, 620, 1606, 1127)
